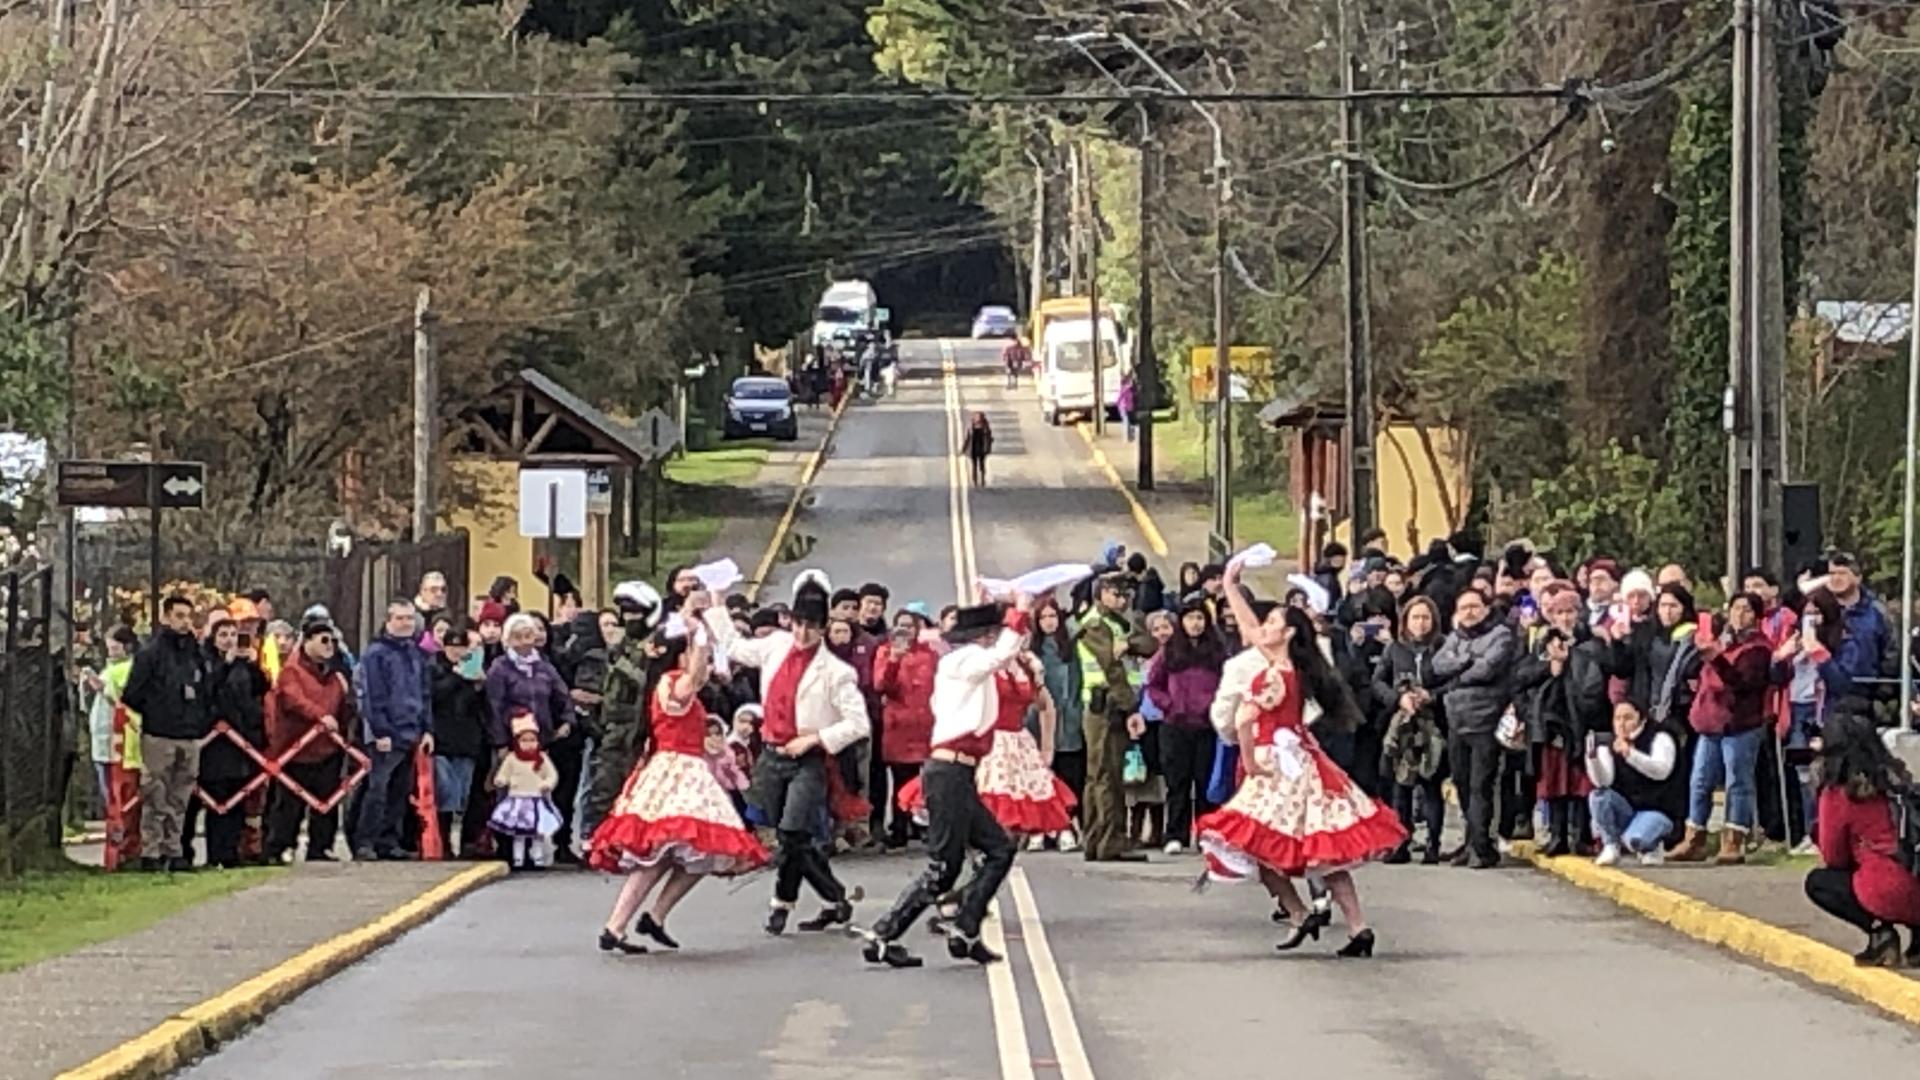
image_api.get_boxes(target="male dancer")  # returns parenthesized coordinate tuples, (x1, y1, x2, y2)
(859, 593, 1030, 968)
(706, 574, 870, 933)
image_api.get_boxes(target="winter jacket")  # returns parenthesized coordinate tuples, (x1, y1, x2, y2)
(484, 651, 575, 747)
(120, 627, 212, 740)
(1373, 636, 1445, 784)
(359, 633, 434, 746)
(1511, 625, 1612, 748)
(1688, 629, 1772, 736)
(1830, 590, 1893, 719)
(1146, 649, 1223, 730)
(1037, 635, 1084, 754)
(1432, 621, 1516, 736)
(429, 652, 488, 759)
(873, 639, 938, 765)
(200, 650, 270, 781)
(1370, 638, 1441, 721)
(269, 653, 353, 765)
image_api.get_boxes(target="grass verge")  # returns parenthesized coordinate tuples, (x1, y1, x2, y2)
(613, 442, 774, 583)
(0, 865, 281, 973)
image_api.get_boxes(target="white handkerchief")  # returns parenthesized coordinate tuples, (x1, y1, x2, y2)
(1232, 542, 1278, 570)
(976, 563, 1095, 601)
(693, 558, 742, 595)
(1286, 573, 1330, 616)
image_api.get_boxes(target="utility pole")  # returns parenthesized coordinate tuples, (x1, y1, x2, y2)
(1136, 127, 1157, 491)
(1339, 0, 1377, 548)
(1067, 144, 1083, 294)
(1086, 140, 1106, 435)
(1029, 156, 1046, 318)
(1210, 122, 1234, 562)
(412, 285, 438, 541)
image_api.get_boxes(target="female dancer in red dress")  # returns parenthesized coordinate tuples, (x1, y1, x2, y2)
(1196, 558, 1406, 957)
(590, 620, 769, 954)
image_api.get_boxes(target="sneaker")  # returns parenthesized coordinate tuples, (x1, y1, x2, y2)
(1024, 835, 1047, 853)
(1791, 838, 1818, 858)
(1595, 843, 1621, 867)
(1637, 847, 1666, 867)
(1163, 840, 1185, 856)
(1059, 831, 1081, 853)
(1496, 837, 1514, 856)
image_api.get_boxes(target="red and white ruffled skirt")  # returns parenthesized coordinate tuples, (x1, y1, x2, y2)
(1196, 730, 1405, 882)
(896, 729, 1077, 835)
(588, 751, 769, 877)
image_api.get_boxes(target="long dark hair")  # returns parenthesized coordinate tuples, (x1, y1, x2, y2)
(1281, 606, 1362, 733)
(1162, 601, 1226, 673)
(1819, 714, 1912, 800)
(1177, 561, 1203, 594)
(1034, 598, 1074, 657)
(640, 627, 692, 704)
(1801, 587, 1846, 654)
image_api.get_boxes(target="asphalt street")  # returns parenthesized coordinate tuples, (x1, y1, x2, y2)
(180, 341, 1920, 1079)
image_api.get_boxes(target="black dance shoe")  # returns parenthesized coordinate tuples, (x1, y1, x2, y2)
(946, 934, 1003, 965)
(765, 906, 790, 936)
(597, 929, 648, 956)
(636, 913, 679, 950)
(1275, 916, 1323, 952)
(863, 940, 924, 968)
(797, 899, 853, 932)
(1336, 929, 1376, 958)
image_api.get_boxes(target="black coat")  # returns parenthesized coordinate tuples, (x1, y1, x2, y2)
(122, 628, 212, 740)
(1512, 625, 1613, 749)
(429, 654, 488, 759)
(1370, 638, 1443, 728)
(200, 651, 269, 781)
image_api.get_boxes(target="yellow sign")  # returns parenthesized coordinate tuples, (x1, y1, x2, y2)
(1187, 346, 1273, 404)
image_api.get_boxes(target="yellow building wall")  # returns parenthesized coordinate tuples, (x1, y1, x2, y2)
(442, 459, 550, 616)
(1329, 423, 1470, 560)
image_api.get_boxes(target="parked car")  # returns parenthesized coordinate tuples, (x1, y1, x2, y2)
(723, 377, 799, 442)
(971, 305, 1018, 339)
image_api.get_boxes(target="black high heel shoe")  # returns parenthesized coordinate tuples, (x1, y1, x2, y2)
(1855, 925, 1902, 968)
(1275, 916, 1324, 952)
(636, 913, 679, 950)
(597, 929, 649, 956)
(1336, 929, 1376, 958)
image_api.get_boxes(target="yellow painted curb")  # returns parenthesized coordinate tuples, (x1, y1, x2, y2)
(746, 390, 851, 603)
(1520, 845, 1920, 1026)
(55, 863, 508, 1080)
(1071, 422, 1170, 558)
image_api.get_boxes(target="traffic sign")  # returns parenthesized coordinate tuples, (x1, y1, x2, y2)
(634, 407, 683, 462)
(56, 460, 206, 509)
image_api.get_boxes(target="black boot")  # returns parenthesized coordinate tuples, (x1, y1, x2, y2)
(1384, 842, 1412, 865)
(765, 906, 791, 936)
(946, 932, 1003, 965)
(1542, 801, 1571, 858)
(863, 938, 924, 968)
(1569, 800, 1595, 857)
(1856, 925, 1902, 968)
(436, 813, 456, 856)
(798, 899, 853, 932)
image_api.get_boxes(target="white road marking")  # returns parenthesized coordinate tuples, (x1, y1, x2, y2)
(1009, 868, 1096, 1080)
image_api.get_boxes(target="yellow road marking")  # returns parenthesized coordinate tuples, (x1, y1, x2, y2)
(746, 389, 853, 603)
(1071, 422, 1169, 557)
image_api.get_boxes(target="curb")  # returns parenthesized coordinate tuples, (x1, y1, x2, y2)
(1516, 843, 1920, 1026)
(54, 862, 508, 1080)
(1070, 422, 1170, 557)
(745, 389, 851, 603)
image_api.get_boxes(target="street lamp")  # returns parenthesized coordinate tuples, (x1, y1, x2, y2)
(1048, 30, 1234, 558)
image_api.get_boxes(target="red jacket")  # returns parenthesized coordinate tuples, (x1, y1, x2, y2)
(1687, 630, 1771, 736)
(873, 640, 937, 764)
(269, 655, 352, 764)
(1817, 787, 1920, 926)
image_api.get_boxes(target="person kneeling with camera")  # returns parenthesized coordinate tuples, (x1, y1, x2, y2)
(1585, 701, 1686, 867)
(1803, 715, 1920, 968)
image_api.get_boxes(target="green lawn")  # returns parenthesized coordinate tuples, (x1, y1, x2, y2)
(0, 865, 281, 973)
(1230, 489, 1301, 555)
(613, 443, 776, 583)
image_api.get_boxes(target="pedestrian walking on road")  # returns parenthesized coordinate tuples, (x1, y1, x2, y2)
(1003, 334, 1031, 389)
(963, 411, 993, 487)
(120, 594, 212, 872)
(1196, 558, 1405, 958)
(591, 622, 768, 955)
(1803, 714, 1920, 967)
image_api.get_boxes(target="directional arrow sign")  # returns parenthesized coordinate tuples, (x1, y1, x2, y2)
(153, 462, 207, 509)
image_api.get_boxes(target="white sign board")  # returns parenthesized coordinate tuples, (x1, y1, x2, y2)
(518, 468, 588, 538)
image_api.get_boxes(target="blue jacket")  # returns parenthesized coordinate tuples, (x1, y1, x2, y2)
(1839, 589, 1892, 685)
(359, 633, 433, 744)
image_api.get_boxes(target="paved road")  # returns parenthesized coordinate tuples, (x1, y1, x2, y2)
(181, 341, 1920, 1079)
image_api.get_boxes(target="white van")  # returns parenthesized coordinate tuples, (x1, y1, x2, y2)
(1037, 313, 1126, 426)
(812, 280, 878, 347)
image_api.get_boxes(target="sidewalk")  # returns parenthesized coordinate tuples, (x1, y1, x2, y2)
(1, 861, 494, 1080)
(696, 401, 841, 587)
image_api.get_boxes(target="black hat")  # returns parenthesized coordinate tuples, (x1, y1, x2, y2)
(749, 607, 784, 632)
(793, 581, 831, 627)
(945, 603, 1004, 643)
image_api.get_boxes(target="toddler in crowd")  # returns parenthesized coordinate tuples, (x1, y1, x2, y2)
(707, 716, 752, 813)
(489, 711, 561, 870)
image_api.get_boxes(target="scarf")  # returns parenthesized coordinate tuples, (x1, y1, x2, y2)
(511, 743, 546, 765)
(508, 646, 539, 678)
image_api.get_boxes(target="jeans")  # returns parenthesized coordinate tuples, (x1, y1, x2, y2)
(353, 741, 418, 856)
(1449, 730, 1501, 858)
(1588, 788, 1673, 853)
(434, 755, 476, 814)
(1788, 702, 1820, 842)
(1688, 727, 1763, 830)
(1393, 777, 1446, 853)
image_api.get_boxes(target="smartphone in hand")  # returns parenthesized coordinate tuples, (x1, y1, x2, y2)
(1694, 611, 1716, 648)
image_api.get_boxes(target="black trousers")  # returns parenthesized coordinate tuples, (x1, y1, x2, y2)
(1449, 730, 1500, 858)
(548, 736, 585, 857)
(885, 762, 922, 846)
(875, 760, 1015, 942)
(753, 751, 847, 906)
(199, 774, 251, 867)
(969, 453, 988, 486)
(461, 750, 496, 857)
(1158, 724, 1216, 846)
(1053, 749, 1087, 814)
(1805, 867, 1886, 932)
(265, 758, 342, 860)
(1497, 749, 1533, 840)
(868, 715, 890, 834)
(1393, 775, 1446, 854)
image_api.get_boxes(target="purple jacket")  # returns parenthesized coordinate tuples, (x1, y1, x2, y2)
(1146, 653, 1223, 730)
(483, 651, 574, 747)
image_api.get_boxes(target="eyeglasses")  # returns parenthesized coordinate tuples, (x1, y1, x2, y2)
(315, 635, 336, 647)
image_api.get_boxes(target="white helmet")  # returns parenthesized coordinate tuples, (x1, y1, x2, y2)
(612, 580, 662, 626)
(792, 568, 832, 599)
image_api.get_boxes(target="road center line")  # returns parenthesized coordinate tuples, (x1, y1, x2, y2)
(1008, 867, 1096, 1080)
